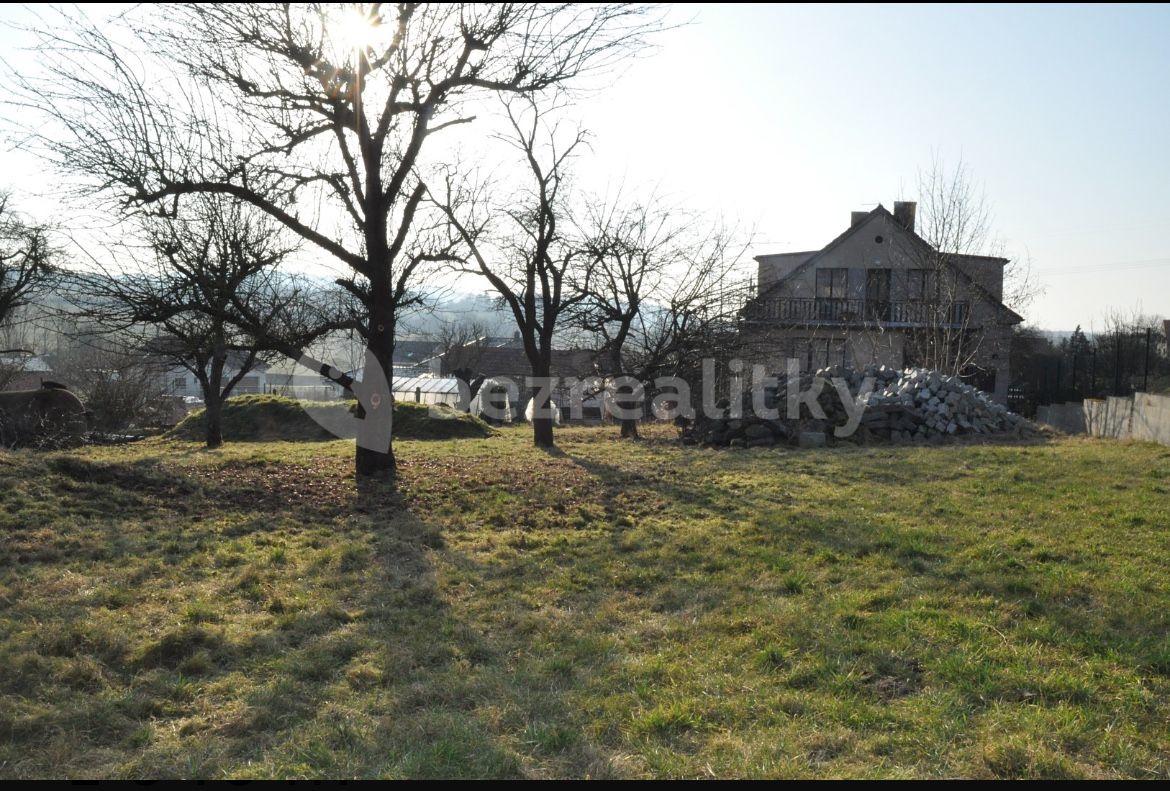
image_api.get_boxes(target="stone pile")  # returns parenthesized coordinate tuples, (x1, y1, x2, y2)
(681, 365, 1039, 448)
(851, 366, 1036, 443)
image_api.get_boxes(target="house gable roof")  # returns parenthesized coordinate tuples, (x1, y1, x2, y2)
(752, 204, 1023, 325)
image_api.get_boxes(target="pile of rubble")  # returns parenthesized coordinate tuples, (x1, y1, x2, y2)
(846, 366, 1036, 442)
(681, 365, 1040, 448)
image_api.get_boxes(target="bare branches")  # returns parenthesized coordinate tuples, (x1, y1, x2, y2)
(0, 193, 58, 329)
(436, 318, 490, 379)
(6, 4, 664, 269)
(884, 158, 1024, 378)
(431, 97, 594, 446)
(574, 191, 748, 380)
(66, 196, 349, 446)
(5, 2, 665, 472)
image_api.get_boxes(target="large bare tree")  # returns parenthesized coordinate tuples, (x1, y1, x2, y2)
(435, 99, 592, 448)
(574, 194, 746, 437)
(72, 199, 343, 448)
(888, 158, 1035, 381)
(9, 2, 662, 477)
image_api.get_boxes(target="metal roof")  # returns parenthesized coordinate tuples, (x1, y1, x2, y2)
(391, 375, 462, 395)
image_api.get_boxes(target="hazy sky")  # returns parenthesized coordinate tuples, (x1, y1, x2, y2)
(2, 3, 1168, 330)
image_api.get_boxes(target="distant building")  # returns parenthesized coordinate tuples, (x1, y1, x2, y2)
(741, 202, 1023, 402)
(420, 341, 594, 383)
(159, 353, 273, 400)
(417, 340, 601, 420)
(392, 339, 444, 376)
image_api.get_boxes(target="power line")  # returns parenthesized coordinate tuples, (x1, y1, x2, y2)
(1035, 256, 1170, 277)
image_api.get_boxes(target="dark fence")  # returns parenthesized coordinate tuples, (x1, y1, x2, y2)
(1010, 327, 1169, 416)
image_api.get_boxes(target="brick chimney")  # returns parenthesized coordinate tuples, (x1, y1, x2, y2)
(850, 211, 868, 227)
(893, 201, 917, 232)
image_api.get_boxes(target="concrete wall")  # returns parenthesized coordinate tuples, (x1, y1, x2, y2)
(1103, 396, 1135, 439)
(1042, 393, 1170, 446)
(740, 325, 905, 374)
(1131, 393, 1170, 445)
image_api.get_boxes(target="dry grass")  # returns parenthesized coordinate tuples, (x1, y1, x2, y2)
(1, 426, 1168, 778)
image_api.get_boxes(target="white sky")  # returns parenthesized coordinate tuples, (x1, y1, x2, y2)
(2, 3, 1169, 332)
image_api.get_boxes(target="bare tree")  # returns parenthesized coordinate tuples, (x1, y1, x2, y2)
(9, 3, 663, 477)
(435, 99, 592, 448)
(0, 193, 56, 340)
(436, 318, 489, 385)
(1091, 307, 1169, 396)
(574, 194, 746, 437)
(0, 194, 60, 391)
(71, 199, 344, 447)
(884, 158, 1034, 383)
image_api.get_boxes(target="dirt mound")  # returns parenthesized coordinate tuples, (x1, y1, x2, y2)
(169, 394, 493, 442)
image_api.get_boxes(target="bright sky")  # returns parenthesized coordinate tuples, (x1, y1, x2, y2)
(2, 3, 1168, 331)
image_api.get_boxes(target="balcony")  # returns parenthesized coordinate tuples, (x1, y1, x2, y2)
(752, 298, 970, 327)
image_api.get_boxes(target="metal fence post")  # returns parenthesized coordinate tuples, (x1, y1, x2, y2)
(1144, 327, 1152, 392)
(1115, 331, 1123, 396)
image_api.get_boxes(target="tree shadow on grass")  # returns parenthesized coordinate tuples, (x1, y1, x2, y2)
(6, 435, 1157, 778)
(0, 451, 552, 778)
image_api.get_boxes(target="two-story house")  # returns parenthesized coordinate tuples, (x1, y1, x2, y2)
(741, 202, 1023, 402)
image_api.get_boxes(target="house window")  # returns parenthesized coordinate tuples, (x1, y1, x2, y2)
(815, 268, 849, 321)
(172, 376, 186, 391)
(865, 268, 891, 321)
(907, 269, 926, 299)
(906, 269, 933, 301)
(810, 338, 848, 370)
(790, 337, 847, 371)
(816, 268, 848, 299)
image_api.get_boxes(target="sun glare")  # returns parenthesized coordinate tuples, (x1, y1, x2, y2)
(329, 6, 381, 60)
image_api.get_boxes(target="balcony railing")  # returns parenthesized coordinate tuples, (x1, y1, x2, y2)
(752, 298, 970, 327)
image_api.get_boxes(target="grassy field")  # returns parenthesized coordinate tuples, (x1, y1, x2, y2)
(1, 426, 1169, 778)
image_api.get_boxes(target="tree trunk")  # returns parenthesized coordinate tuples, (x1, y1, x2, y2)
(532, 415, 554, 447)
(529, 356, 555, 448)
(197, 373, 223, 449)
(355, 296, 396, 480)
(609, 348, 639, 439)
(620, 417, 640, 439)
(204, 393, 224, 449)
(355, 441, 395, 478)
